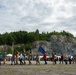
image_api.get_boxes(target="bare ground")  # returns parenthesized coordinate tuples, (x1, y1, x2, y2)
(0, 61, 76, 75)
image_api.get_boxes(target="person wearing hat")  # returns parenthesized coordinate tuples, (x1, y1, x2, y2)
(0, 52, 2, 65)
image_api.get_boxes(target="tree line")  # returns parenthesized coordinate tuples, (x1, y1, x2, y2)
(0, 30, 75, 53)
(0, 30, 74, 45)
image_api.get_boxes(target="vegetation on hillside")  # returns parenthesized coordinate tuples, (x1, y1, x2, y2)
(0, 29, 75, 53)
(0, 30, 74, 45)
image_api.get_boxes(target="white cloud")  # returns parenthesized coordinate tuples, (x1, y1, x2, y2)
(0, 0, 76, 36)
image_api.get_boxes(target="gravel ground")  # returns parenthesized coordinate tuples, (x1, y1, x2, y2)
(0, 61, 76, 75)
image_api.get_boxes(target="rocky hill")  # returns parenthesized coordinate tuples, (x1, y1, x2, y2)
(32, 35, 76, 55)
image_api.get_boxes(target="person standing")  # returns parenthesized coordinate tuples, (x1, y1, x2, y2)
(68, 53, 72, 64)
(11, 53, 16, 65)
(0, 52, 2, 65)
(3, 50, 7, 64)
(16, 52, 19, 65)
(36, 52, 40, 65)
(73, 53, 76, 64)
(52, 53, 55, 65)
(54, 53, 57, 64)
(28, 51, 32, 65)
(19, 53, 24, 65)
(23, 49, 26, 65)
(64, 54, 68, 65)
(43, 52, 47, 64)
(60, 53, 64, 64)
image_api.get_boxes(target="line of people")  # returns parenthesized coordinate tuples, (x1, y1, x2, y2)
(0, 51, 47, 65)
(0, 51, 76, 65)
(52, 53, 76, 65)
(10, 52, 76, 65)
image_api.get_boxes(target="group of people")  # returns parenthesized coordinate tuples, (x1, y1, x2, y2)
(51, 53, 76, 65)
(0, 50, 47, 65)
(11, 51, 32, 65)
(35, 52, 76, 65)
(0, 51, 7, 65)
(0, 50, 27, 65)
(0, 50, 76, 65)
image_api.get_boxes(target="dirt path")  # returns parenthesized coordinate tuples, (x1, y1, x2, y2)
(0, 63, 76, 75)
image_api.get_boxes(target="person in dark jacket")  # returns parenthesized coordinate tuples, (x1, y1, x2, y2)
(60, 53, 64, 64)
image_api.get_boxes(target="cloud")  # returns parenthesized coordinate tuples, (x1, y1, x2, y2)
(65, 0, 76, 3)
(0, 0, 76, 36)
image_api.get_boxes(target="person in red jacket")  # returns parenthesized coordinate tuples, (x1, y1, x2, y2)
(43, 52, 47, 64)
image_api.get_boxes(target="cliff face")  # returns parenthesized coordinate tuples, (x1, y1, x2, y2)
(32, 35, 76, 55)
(50, 35, 76, 54)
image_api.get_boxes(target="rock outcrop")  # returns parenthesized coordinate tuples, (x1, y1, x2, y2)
(32, 35, 76, 55)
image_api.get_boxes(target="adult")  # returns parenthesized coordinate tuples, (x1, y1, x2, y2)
(16, 52, 19, 65)
(3, 50, 7, 64)
(23, 49, 26, 65)
(68, 53, 72, 64)
(54, 53, 57, 64)
(73, 53, 76, 64)
(0, 52, 2, 65)
(11, 53, 16, 65)
(43, 52, 47, 64)
(19, 53, 24, 65)
(28, 51, 32, 65)
(64, 54, 68, 65)
(52, 53, 55, 65)
(36, 52, 40, 65)
(60, 53, 64, 64)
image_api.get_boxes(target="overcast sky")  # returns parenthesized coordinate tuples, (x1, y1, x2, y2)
(0, 0, 76, 36)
